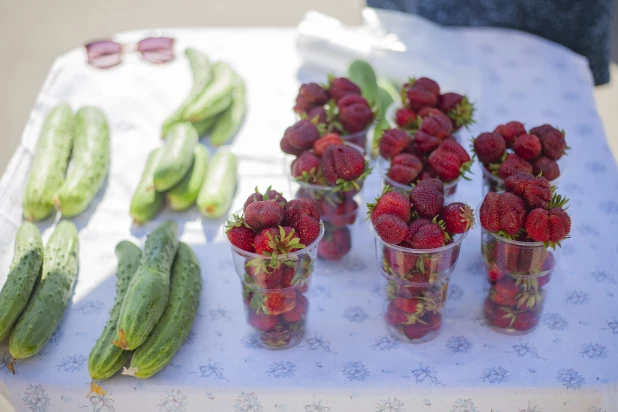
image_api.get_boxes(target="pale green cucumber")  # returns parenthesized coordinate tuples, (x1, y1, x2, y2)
(54, 106, 110, 217)
(209, 71, 246, 146)
(125, 242, 201, 379)
(192, 116, 217, 137)
(88, 241, 142, 387)
(8, 221, 79, 373)
(348, 59, 379, 107)
(0, 222, 43, 342)
(114, 220, 178, 350)
(130, 148, 165, 224)
(196, 150, 237, 218)
(183, 61, 234, 122)
(168, 145, 210, 211)
(153, 122, 198, 191)
(161, 48, 213, 137)
(23, 103, 74, 221)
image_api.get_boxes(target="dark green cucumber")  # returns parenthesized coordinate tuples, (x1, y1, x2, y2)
(130, 148, 165, 224)
(88, 241, 142, 384)
(168, 145, 210, 211)
(125, 242, 201, 378)
(209, 71, 246, 146)
(153, 123, 198, 191)
(114, 220, 178, 350)
(0, 222, 43, 342)
(183, 61, 234, 122)
(23, 103, 74, 221)
(8, 221, 79, 373)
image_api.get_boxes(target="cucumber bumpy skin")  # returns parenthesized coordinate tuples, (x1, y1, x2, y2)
(209, 70, 246, 147)
(124, 242, 201, 379)
(153, 122, 198, 192)
(196, 150, 238, 218)
(168, 145, 210, 211)
(23, 103, 74, 221)
(161, 48, 213, 137)
(88, 241, 142, 393)
(114, 220, 179, 350)
(8, 221, 79, 373)
(183, 61, 234, 122)
(130, 148, 165, 224)
(54, 106, 110, 217)
(0, 222, 43, 342)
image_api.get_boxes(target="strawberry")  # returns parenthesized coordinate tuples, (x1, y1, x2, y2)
(408, 77, 440, 96)
(486, 304, 515, 329)
(319, 199, 358, 226)
(329, 77, 361, 103)
(525, 207, 571, 244)
(282, 119, 320, 153)
(498, 153, 533, 179)
(392, 153, 423, 171)
(533, 156, 560, 181)
(291, 151, 321, 182)
(317, 225, 351, 261)
(395, 108, 418, 129)
(383, 248, 418, 277)
(313, 133, 343, 156)
(226, 226, 255, 253)
(247, 262, 283, 289)
(439, 138, 471, 163)
(307, 106, 327, 124)
(539, 128, 567, 160)
(385, 301, 408, 326)
(409, 181, 444, 218)
(283, 198, 320, 227)
(493, 278, 519, 306)
(441, 202, 474, 234)
(280, 135, 303, 156)
(512, 311, 538, 331)
(416, 178, 444, 194)
(418, 111, 452, 139)
(529, 124, 554, 137)
(257, 289, 296, 316)
(394, 297, 422, 314)
(322, 144, 366, 185)
(245, 200, 284, 230)
(473, 132, 506, 164)
(368, 189, 412, 223)
(294, 83, 330, 114)
(413, 130, 442, 154)
(484, 261, 505, 283)
(494, 241, 519, 273)
(407, 222, 445, 249)
(406, 87, 437, 111)
(428, 147, 465, 182)
(264, 188, 287, 206)
(425, 311, 442, 331)
(437, 92, 474, 130)
(513, 133, 541, 160)
(494, 121, 525, 147)
(282, 292, 308, 322)
(374, 214, 408, 244)
(293, 214, 321, 246)
(524, 177, 551, 209)
(254, 226, 304, 255)
(337, 95, 373, 133)
(379, 128, 411, 159)
(479, 192, 526, 235)
(388, 165, 419, 185)
(243, 189, 264, 211)
(503, 172, 534, 195)
(248, 311, 279, 331)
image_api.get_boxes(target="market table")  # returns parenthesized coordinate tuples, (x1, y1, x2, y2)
(0, 8, 617, 412)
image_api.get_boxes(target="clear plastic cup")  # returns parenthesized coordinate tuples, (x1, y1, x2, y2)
(225, 212, 324, 349)
(480, 159, 567, 195)
(480, 227, 559, 335)
(341, 126, 371, 154)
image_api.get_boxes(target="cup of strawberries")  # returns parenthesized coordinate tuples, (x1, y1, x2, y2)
(368, 179, 474, 343)
(225, 187, 324, 349)
(479, 173, 571, 334)
(472, 122, 568, 193)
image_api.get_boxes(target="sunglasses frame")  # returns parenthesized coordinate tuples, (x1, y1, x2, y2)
(85, 36, 176, 69)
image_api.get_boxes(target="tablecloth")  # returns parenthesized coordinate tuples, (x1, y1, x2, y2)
(0, 8, 617, 412)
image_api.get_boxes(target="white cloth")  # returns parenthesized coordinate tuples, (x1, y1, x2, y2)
(0, 8, 617, 412)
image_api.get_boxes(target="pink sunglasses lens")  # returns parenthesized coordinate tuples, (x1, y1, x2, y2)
(137, 37, 175, 64)
(85, 41, 122, 69)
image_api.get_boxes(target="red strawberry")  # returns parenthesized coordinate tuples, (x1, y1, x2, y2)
(403, 321, 431, 340)
(494, 121, 526, 147)
(486, 304, 515, 329)
(513, 133, 542, 160)
(439, 138, 470, 163)
(394, 297, 422, 314)
(529, 124, 554, 137)
(441, 202, 474, 234)
(539, 128, 567, 160)
(416, 178, 444, 194)
(245, 200, 284, 230)
(248, 311, 279, 331)
(368, 190, 412, 223)
(406, 87, 437, 111)
(264, 188, 287, 206)
(424, 311, 442, 331)
(493, 278, 519, 306)
(379, 128, 411, 159)
(293, 214, 321, 246)
(524, 177, 551, 209)
(392, 153, 423, 171)
(438, 92, 474, 130)
(291, 151, 321, 182)
(307, 106, 327, 124)
(282, 120, 320, 153)
(280, 136, 303, 156)
(247, 262, 283, 289)
(383, 248, 418, 276)
(387, 165, 419, 185)
(533, 156, 560, 181)
(413, 130, 442, 154)
(480, 192, 526, 235)
(503, 172, 534, 195)
(280, 265, 296, 288)
(294, 83, 330, 114)
(226, 226, 255, 252)
(385, 301, 408, 326)
(407, 222, 445, 249)
(317, 225, 351, 261)
(474, 132, 506, 164)
(395, 108, 418, 129)
(494, 241, 519, 273)
(319, 199, 358, 226)
(338, 95, 373, 133)
(374, 214, 408, 244)
(329, 77, 361, 102)
(409, 182, 444, 218)
(283, 198, 320, 227)
(409, 77, 440, 96)
(525, 207, 571, 243)
(313, 133, 343, 156)
(428, 148, 464, 182)
(498, 153, 533, 179)
(282, 292, 308, 322)
(418, 111, 452, 139)
(261, 290, 296, 315)
(254, 226, 303, 255)
(322, 144, 366, 185)
(512, 311, 538, 331)
(243, 189, 264, 211)
(484, 261, 505, 283)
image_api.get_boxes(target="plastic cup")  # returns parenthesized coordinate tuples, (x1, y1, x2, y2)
(341, 126, 371, 154)
(480, 159, 567, 195)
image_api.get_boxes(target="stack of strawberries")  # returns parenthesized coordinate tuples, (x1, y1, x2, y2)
(368, 180, 474, 341)
(226, 187, 322, 348)
(479, 174, 571, 333)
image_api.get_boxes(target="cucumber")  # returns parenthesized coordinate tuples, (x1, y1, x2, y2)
(209, 71, 246, 146)
(23, 103, 74, 221)
(168, 145, 210, 211)
(8, 221, 79, 373)
(130, 148, 165, 224)
(0, 222, 43, 342)
(161, 48, 213, 137)
(54, 106, 110, 217)
(192, 116, 217, 137)
(348, 60, 379, 107)
(183, 61, 234, 122)
(124, 242, 201, 379)
(197, 150, 238, 218)
(371, 80, 399, 158)
(114, 220, 178, 350)
(153, 122, 198, 192)
(88, 241, 141, 390)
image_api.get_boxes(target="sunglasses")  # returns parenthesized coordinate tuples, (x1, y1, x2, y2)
(85, 37, 175, 69)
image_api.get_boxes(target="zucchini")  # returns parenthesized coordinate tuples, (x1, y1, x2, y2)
(114, 220, 178, 350)
(153, 122, 198, 191)
(183, 61, 234, 122)
(209, 71, 246, 146)
(348, 60, 379, 107)
(54, 106, 110, 217)
(8, 221, 79, 373)
(124, 242, 201, 378)
(196, 150, 237, 218)
(88, 241, 142, 392)
(23, 103, 74, 221)
(130, 148, 165, 224)
(168, 145, 210, 211)
(0, 222, 43, 342)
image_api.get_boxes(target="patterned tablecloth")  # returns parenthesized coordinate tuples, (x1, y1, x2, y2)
(0, 8, 617, 412)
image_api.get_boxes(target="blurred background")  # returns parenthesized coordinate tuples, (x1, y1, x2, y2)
(0, 0, 616, 174)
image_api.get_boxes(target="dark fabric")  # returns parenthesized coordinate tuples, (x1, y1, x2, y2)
(368, 0, 613, 85)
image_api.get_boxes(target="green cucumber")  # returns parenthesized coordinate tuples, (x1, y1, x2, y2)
(88, 241, 142, 388)
(153, 122, 198, 191)
(209, 71, 246, 146)
(0, 222, 43, 342)
(130, 148, 165, 224)
(54, 106, 110, 217)
(371, 79, 399, 158)
(168, 145, 210, 211)
(192, 116, 217, 137)
(23, 103, 74, 221)
(114, 220, 178, 350)
(183, 61, 234, 122)
(8, 221, 79, 373)
(125, 242, 201, 379)
(197, 150, 237, 218)
(161, 48, 213, 137)
(348, 60, 379, 107)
